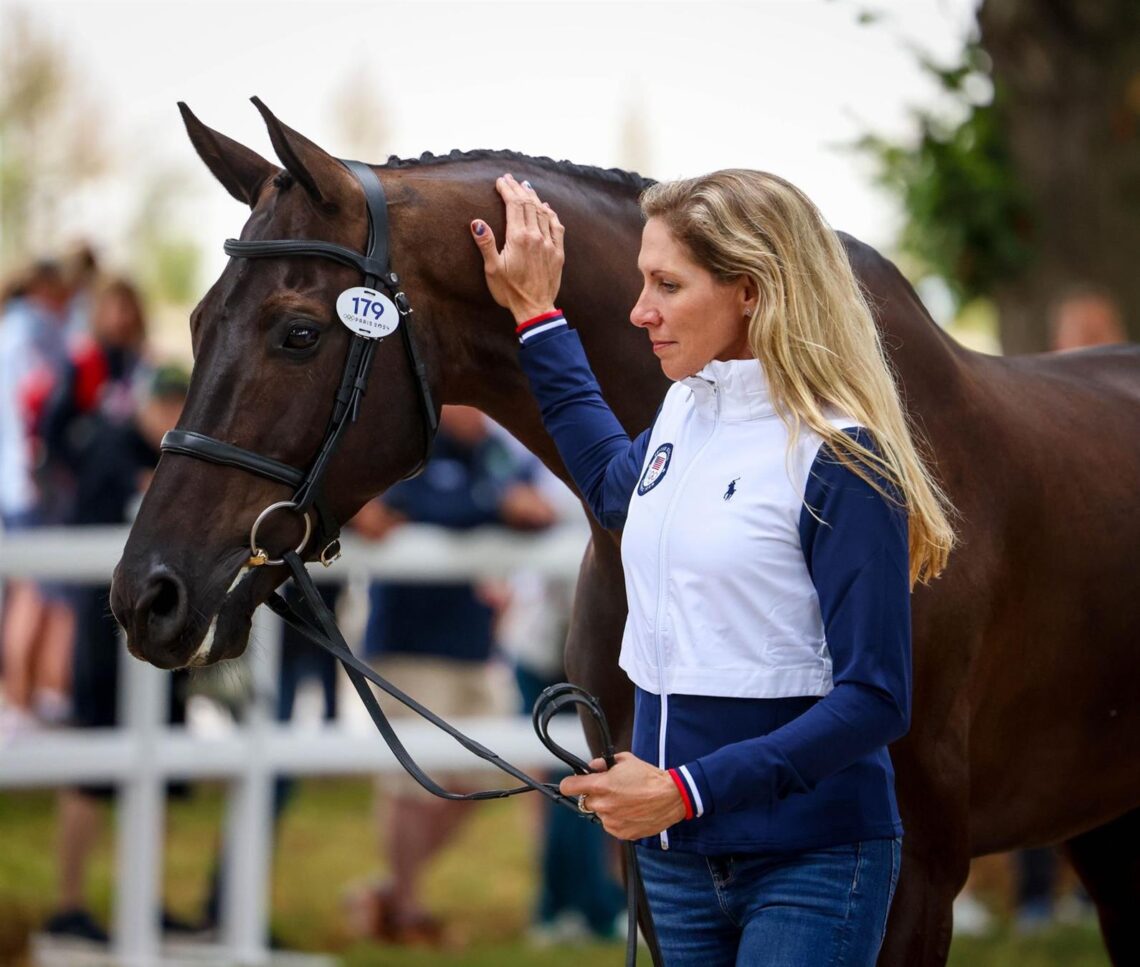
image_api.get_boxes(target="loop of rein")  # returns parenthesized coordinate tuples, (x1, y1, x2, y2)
(271, 550, 661, 967)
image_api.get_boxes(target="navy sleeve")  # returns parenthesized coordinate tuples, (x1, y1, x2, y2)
(683, 427, 912, 814)
(519, 324, 654, 530)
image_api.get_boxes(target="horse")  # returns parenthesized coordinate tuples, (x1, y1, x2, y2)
(110, 100, 1140, 966)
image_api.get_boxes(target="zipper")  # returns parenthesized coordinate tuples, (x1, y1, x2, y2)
(652, 381, 720, 849)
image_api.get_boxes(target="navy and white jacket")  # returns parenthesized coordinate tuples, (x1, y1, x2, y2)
(518, 315, 911, 854)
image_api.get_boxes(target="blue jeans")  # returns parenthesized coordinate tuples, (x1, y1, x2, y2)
(636, 838, 901, 967)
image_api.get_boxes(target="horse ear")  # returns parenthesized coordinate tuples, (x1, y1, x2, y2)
(250, 96, 349, 211)
(178, 102, 277, 209)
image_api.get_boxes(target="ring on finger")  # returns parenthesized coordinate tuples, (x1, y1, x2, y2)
(577, 794, 593, 814)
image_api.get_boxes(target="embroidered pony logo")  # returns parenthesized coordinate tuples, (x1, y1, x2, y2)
(723, 478, 740, 501)
(638, 444, 674, 495)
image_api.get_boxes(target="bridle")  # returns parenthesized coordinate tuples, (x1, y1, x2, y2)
(160, 158, 439, 568)
(155, 158, 661, 965)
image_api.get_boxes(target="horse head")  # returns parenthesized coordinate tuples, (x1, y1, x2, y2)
(111, 100, 440, 669)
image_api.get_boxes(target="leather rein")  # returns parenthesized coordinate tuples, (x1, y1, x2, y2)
(158, 159, 661, 966)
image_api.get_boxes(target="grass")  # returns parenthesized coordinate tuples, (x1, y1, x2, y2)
(0, 780, 1111, 966)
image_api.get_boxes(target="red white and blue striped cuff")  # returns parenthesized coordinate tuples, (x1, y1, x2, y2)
(516, 309, 567, 344)
(668, 766, 705, 820)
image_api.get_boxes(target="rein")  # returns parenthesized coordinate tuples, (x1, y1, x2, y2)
(161, 158, 661, 966)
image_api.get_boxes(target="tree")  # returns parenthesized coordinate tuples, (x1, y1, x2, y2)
(860, 0, 1140, 352)
(0, 6, 109, 271)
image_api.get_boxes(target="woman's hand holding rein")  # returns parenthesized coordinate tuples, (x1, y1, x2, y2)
(560, 752, 687, 841)
(471, 173, 566, 324)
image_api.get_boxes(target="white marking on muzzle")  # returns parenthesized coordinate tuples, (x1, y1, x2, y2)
(189, 567, 249, 666)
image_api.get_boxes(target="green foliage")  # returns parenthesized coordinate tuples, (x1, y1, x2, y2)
(0, 6, 109, 271)
(128, 170, 203, 307)
(855, 42, 1035, 308)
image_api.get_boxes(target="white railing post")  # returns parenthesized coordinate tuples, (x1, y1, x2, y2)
(112, 632, 169, 967)
(219, 604, 280, 963)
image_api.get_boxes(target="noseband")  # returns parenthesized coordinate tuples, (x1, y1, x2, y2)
(160, 159, 440, 566)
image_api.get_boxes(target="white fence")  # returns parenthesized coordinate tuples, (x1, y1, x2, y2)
(0, 525, 595, 967)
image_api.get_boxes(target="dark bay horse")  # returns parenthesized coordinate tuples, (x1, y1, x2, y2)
(110, 101, 1140, 966)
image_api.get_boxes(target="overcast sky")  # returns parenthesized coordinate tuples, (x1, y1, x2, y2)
(18, 0, 978, 309)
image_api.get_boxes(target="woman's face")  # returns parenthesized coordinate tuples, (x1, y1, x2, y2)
(630, 217, 755, 381)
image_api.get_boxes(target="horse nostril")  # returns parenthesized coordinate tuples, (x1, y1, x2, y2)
(137, 568, 190, 656)
(149, 577, 181, 618)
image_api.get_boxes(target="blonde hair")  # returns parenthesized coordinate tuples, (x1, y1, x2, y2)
(640, 169, 955, 584)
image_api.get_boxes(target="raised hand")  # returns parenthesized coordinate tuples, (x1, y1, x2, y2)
(470, 173, 566, 324)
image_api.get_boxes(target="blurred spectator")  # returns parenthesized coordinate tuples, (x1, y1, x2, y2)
(42, 363, 196, 946)
(60, 242, 101, 338)
(200, 579, 342, 941)
(1049, 288, 1127, 351)
(0, 259, 80, 738)
(41, 277, 149, 495)
(496, 449, 627, 945)
(344, 405, 556, 947)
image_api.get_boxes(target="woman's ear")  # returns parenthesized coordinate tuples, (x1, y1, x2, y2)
(740, 277, 759, 317)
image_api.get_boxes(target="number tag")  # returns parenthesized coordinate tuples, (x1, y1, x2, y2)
(336, 287, 400, 339)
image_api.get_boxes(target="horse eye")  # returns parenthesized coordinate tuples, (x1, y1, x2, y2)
(283, 324, 320, 351)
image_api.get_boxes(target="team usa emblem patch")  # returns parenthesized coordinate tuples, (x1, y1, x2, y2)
(638, 443, 674, 495)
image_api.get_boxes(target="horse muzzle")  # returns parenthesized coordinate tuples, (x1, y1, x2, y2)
(111, 553, 257, 669)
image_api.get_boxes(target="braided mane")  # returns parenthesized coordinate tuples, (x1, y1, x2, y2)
(377, 148, 655, 194)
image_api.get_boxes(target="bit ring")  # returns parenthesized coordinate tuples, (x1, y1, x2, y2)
(248, 501, 312, 567)
(577, 794, 593, 815)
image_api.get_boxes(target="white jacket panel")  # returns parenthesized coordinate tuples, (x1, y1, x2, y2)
(618, 357, 860, 699)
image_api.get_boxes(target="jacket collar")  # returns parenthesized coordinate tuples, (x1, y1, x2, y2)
(681, 357, 777, 422)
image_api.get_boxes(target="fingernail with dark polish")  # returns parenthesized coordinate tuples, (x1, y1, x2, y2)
(473, 222, 485, 236)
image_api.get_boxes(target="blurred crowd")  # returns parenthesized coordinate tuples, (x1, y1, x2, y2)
(0, 249, 626, 954)
(0, 246, 191, 742)
(0, 245, 196, 945)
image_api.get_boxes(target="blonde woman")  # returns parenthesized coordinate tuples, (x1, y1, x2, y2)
(471, 170, 954, 966)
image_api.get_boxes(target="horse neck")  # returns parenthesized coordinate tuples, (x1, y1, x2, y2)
(838, 233, 969, 398)
(384, 157, 659, 484)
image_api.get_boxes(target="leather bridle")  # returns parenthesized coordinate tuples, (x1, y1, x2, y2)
(160, 158, 439, 568)
(158, 158, 661, 966)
